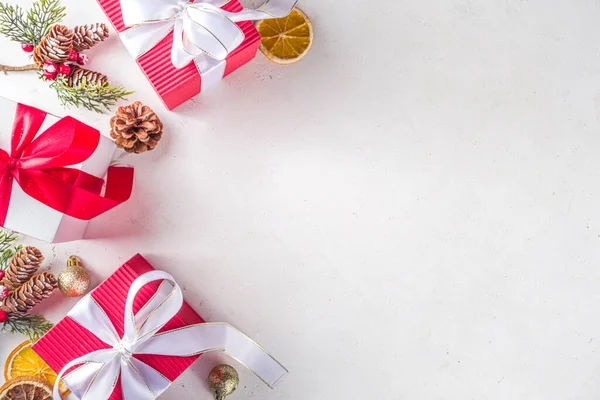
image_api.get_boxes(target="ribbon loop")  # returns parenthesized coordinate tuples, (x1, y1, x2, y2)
(119, 0, 298, 69)
(53, 271, 288, 399)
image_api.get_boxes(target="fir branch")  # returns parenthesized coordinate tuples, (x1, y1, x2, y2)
(0, 230, 20, 271)
(2, 314, 53, 341)
(0, 0, 65, 46)
(0, 2, 28, 44)
(49, 75, 134, 114)
(27, 0, 66, 46)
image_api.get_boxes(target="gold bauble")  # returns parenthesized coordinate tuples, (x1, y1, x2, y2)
(208, 364, 239, 400)
(57, 256, 90, 297)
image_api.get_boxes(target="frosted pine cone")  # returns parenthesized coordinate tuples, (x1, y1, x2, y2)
(110, 102, 163, 154)
(2, 247, 44, 291)
(1, 273, 58, 317)
(67, 65, 108, 87)
(33, 24, 74, 67)
(72, 23, 110, 52)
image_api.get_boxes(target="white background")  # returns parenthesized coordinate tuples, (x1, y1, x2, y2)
(2, 0, 600, 399)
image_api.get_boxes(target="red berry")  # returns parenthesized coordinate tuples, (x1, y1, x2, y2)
(44, 71, 57, 81)
(0, 270, 4, 281)
(43, 62, 58, 80)
(21, 43, 34, 53)
(58, 63, 71, 76)
(0, 286, 7, 300)
(77, 53, 89, 66)
(0, 310, 6, 323)
(68, 49, 78, 61)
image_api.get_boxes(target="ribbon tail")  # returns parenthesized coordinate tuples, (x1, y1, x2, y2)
(193, 54, 226, 91)
(54, 350, 120, 400)
(133, 323, 288, 388)
(14, 165, 133, 221)
(172, 19, 197, 68)
(104, 166, 135, 208)
(0, 171, 14, 226)
(59, 363, 106, 399)
(121, 357, 171, 399)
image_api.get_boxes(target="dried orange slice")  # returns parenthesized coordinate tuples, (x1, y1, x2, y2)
(256, 7, 313, 64)
(0, 376, 53, 400)
(4, 341, 69, 397)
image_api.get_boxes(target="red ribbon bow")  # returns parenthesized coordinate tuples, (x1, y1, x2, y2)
(0, 104, 133, 226)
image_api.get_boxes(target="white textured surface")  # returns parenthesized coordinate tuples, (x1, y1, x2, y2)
(2, 0, 600, 399)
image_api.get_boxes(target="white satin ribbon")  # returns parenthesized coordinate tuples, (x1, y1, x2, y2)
(119, 0, 298, 69)
(52, 270, 287, 399)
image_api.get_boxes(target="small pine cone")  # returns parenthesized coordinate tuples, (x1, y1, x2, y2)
(72, 23, 110, 52)
(1, 272, 58, 317)
(2, 247, 44, 291)
(33, 24, 74, 67)
(110, 102, 163, 154)
(67, 65, 108, 87)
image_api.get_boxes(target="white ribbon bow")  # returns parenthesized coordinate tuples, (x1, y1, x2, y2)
(53, 270, 287, 399)
(119, 0, 298, 69)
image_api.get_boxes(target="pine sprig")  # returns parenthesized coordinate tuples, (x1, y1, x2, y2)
(2, 314, 53, 341)
(0, 0, 65, 46)
(27, 0, 66, 46)
(0, 2, 28, 44)
(50, 75, 134, 113)
(0, 230, 20, 271)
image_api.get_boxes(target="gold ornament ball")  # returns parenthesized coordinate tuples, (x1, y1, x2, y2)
(58, 256, 91, 297)
(208, 364, 239, 400)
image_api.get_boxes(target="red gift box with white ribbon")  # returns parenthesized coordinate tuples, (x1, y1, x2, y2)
(32, 254, 288, 399)
(96, 0, 296, 110)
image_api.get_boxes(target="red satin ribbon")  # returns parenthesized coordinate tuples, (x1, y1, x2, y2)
(0, 104, 134, 226)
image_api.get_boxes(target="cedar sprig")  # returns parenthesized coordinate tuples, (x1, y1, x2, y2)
(50, 74, 134, 113)
(0, 230, 21, 272)
(1, 314, 53, 341)
(0, 0, 66, 47)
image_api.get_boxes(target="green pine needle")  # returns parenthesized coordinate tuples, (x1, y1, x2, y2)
(2, 314, 54, 341)
(27, 0, 66, 46)
(0, 230, 20, 271)
(50, 75, 134, 114)
(0, 0, 65, 46)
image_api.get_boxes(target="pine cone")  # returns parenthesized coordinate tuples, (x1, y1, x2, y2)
(72, 23, 110, 52)
(1, 273, 57, 317)
(33, 24, 74, 67)
(2, 247, 44, 291)
(67, 65, 108, 87)
(110, 102, 163, 154)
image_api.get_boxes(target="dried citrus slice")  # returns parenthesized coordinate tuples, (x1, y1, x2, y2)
(256, 7, 313, 64)
(0, 376, 53, 400)
(4, 341, 69, 397)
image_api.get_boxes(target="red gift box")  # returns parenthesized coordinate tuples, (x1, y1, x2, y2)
(32, 254, 204, 400)
(96, 0, 261, 110)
